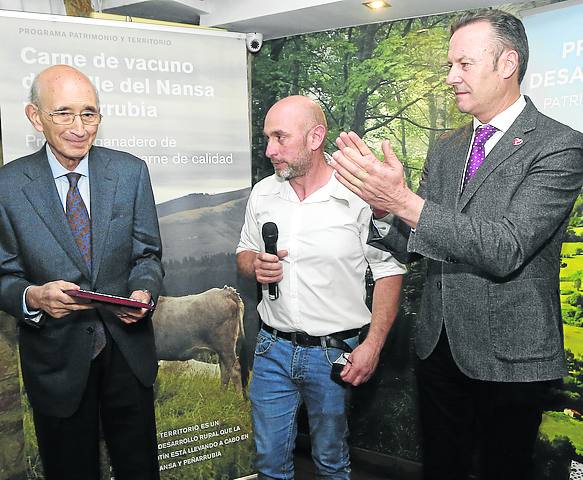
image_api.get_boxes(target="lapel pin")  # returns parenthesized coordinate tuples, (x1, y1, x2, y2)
(513, 137, 523, 146)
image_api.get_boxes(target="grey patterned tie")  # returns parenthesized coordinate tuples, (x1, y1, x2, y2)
(65, 173, 106, 358)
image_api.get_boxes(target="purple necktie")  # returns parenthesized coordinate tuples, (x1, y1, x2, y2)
(463, 124, 497, 190)
(66, 173, 106, 358)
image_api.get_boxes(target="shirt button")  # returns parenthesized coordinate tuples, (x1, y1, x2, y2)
(436, 281, 442, 290)
(86, 327, 94, 334)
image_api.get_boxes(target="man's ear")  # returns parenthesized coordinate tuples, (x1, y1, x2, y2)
(308, 124, 326, 151)
(501, 49, 519, 80)
(25, 104, 44, 133)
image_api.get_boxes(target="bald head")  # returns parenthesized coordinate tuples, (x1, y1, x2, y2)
(25, 65, 101, 170)
(263, 95, 329, 182)
(30, 65, 99, 109)
(268, 95, 327, 136)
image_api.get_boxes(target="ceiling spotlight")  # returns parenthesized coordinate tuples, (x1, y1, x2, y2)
(363, 0, 390, 9)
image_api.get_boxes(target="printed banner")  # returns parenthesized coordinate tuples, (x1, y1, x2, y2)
(523, 1, 583, 133)
(0, 10, 256, 480)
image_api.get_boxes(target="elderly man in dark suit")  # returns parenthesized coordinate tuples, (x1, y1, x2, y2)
(0, 65, 163, 479)
(331, 9, 583, 480)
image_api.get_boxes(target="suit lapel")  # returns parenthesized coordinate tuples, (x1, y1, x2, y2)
(441, 125, 473, 211)
(21, 148, 92, 278)
(88, 147, 118, 285)
(458, 99, 537, 211)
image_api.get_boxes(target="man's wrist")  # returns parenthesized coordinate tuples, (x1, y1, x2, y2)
(136, 289, 155, 308)
(23, 285, 41, 314)
(393, 188, 423, 229)
(361, 335, 384, 356)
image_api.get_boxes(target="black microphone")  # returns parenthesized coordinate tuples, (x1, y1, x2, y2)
(261, 222, 279, 300)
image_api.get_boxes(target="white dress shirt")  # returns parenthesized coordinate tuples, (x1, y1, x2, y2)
(460, 95, 527, 192)
(237, 169, 406, 336)
(22, 145, 91, 317)
(46, 144, 91, 214)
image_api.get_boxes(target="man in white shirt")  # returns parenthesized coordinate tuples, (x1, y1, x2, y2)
(330, 9, 583, 480)
(237, 95, 405, 479)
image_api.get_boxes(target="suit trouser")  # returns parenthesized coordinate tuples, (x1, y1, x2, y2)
(416, 327, 553, 480)
(32, 330, 160, 480)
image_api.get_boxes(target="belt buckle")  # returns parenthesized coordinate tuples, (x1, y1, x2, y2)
(290, 332, 298, 345)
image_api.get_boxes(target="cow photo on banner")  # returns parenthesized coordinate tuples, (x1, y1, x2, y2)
(0, 10, 256, 480)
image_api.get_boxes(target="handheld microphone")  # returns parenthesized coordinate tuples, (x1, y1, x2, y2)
(261, 222, 279, 300)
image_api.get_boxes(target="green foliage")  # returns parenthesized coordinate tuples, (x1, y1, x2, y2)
(567, 292, 583, 307)
(559, 256, 583, 282)
(561, 260, 583, 325)
(534, 434, 579, 480)
(251, 14, 470, 186)
(569, 196, 583, 228)
(539, 414, 583, 457)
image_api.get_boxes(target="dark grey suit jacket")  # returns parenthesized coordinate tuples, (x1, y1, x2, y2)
(370, 98, 583, 382)
(0, 145, 164, 417)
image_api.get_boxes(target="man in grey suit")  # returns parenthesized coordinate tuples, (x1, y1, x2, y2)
(0, 65, 163, 479)
(330, 9, 583, 480)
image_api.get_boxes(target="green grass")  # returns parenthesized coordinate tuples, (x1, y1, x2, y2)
(560, 255, 583, 280)
(22, 362, 255, 479)
(564, 324, 583, 359)
(562, 242, 583, 256)
(560, 280, 575, 292)
(154, 361, 254, 479)
(540, 243, 583, 458)
(540, 412, 583, 456)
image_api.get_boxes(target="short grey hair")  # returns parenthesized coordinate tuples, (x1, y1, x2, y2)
(450, 9, 529, 84)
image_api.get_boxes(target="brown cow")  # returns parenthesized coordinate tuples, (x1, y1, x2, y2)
(152, 286, 245, 390)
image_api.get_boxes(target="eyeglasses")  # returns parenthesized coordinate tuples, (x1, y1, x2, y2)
(38, 108, 102, 126)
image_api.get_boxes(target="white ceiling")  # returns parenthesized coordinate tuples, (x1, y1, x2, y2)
(0, 0, 529, 39)
(91, 0, 527, 40)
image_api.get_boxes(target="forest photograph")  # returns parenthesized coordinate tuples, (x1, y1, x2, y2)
(250, 3, 583, 478)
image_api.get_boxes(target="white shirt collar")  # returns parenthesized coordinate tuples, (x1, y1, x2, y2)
(45, 144, 89, 180)
(259, 154, 357, 207)
(472, 95, 527, 134)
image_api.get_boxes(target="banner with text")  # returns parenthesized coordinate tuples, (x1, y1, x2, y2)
(0, 10, 255, 480)
(523, 0, 583, 133)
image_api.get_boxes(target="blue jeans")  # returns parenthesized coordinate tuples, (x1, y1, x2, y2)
(250, 328, 357, 480)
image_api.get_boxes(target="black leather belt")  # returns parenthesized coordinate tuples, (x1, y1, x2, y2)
(261, 322, 362, 352)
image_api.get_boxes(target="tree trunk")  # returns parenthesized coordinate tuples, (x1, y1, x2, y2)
(395, 91, 412, 188)
(350, 24, 382, 135)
